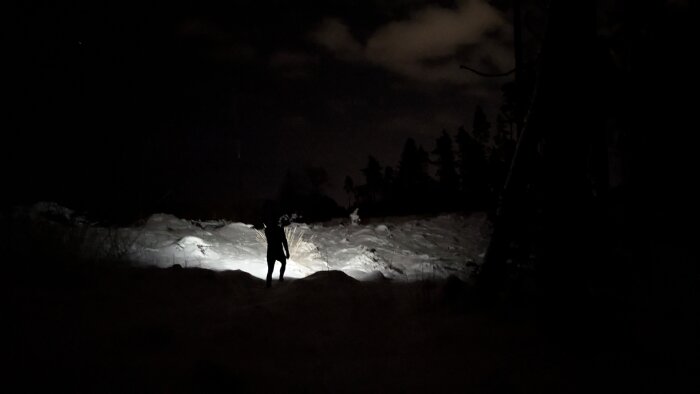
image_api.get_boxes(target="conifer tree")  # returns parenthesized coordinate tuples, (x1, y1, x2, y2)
(433, 130, 459, 201)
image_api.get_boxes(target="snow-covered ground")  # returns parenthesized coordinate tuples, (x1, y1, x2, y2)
(21, 202, 492, 282)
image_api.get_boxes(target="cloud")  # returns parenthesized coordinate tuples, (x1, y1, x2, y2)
(311, 0, 513, 84)
(310, 18, 364, 62)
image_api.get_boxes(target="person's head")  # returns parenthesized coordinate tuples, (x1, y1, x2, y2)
(279, 214, 291, 227)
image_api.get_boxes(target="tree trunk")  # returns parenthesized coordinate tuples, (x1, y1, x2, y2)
(479, 0, 599, 301)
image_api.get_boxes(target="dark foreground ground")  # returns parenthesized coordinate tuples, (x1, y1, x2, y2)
(6, 254, 697, 393)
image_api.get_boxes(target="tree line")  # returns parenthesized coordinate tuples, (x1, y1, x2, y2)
(345, 104, 517, 217)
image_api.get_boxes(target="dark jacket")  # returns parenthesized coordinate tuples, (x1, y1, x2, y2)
(265, 224, 289, 260)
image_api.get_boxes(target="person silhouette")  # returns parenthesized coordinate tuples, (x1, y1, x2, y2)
(264, 217, 290, 288)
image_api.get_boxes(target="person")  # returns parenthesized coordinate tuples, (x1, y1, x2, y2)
(264, 217, 290, 288)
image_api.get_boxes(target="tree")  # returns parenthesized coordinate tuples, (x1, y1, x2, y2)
(343, 175, 355, 208)
(384, 166, 395, 189)
(456, 125, 488, 207)
(398, 139, 429, 189)
(397, 138, 435, 212)
(305, 166, 329, 196)
(472, 105, 492, 145)
(398, 138, 419, 190)
(277, 168, 342, 223)
(433, 130, 459, 203)
(417, 145, 430, 179)
(361, 155, 383, 204)
(383, 166, 397, 209)
(479, 0, 600, 305)
(487, 113, 517, 205)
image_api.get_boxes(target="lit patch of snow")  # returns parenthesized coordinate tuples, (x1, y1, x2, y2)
(26, 204, 491, 282)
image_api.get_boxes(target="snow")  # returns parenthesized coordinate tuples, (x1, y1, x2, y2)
(24, 203, 492, 282)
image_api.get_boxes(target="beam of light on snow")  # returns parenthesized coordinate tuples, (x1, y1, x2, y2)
(36, 207, 488, 282)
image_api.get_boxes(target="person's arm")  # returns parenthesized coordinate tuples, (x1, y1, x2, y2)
(281, 228, 290, 259)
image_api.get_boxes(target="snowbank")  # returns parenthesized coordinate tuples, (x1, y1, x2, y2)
(21, 203, 492, 282)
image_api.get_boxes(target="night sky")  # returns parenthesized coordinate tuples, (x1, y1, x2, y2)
(5, 0, 526, 220)
(4, 0, 695, 223)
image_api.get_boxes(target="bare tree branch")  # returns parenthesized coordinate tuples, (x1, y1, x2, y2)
(459, 65, 516, 77)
